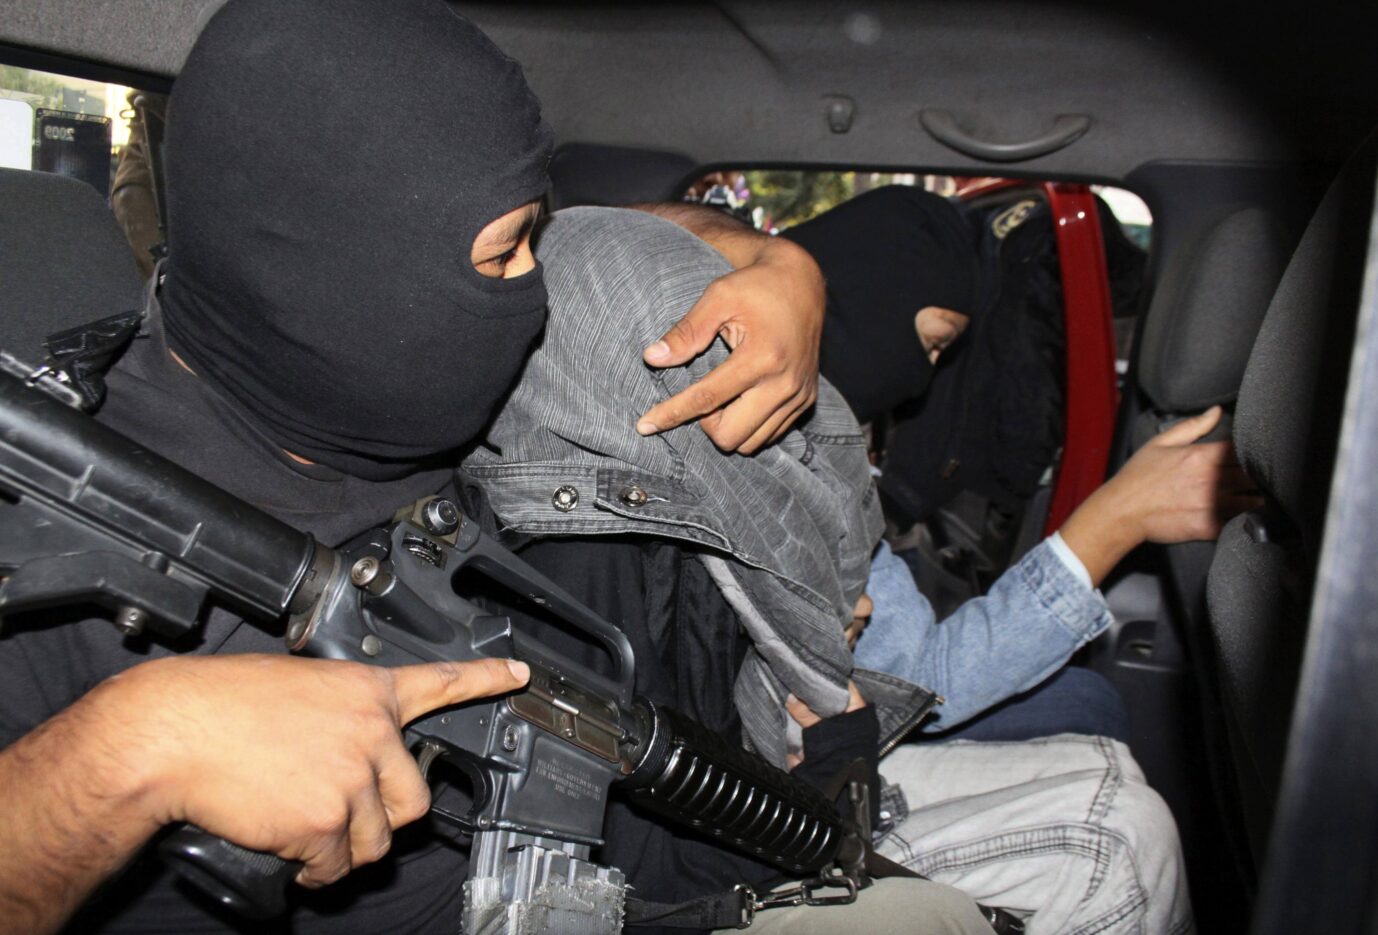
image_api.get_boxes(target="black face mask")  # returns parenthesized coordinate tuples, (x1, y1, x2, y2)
(160, 0, 553, 479)
(782, 186, 982, 424)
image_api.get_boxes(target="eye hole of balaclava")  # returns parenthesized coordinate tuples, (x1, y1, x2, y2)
(160, 0, 554, 480)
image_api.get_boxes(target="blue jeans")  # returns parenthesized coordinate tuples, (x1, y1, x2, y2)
(930, 665, 1130, 742)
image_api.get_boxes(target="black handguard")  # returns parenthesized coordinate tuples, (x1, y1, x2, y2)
(621, 700, 851, 875)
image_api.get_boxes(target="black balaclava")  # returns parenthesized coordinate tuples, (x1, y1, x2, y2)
(160, 0, 553, 479)
(782, 186, 982, 424)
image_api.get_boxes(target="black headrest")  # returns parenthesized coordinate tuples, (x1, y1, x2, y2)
(0, 168, 144, 364)
(1234, 133, 1378, 552)
(1138, 205, 1290, 412)
(548, 143, 697, 210)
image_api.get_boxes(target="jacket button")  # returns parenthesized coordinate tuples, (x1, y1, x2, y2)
(619, 485, 649, 508)
(551, 485, 579, 512)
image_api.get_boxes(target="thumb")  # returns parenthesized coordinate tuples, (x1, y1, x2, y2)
(644, 295, 728, 368)
(1155, 405, 1223, 447)
(392, 658, 529, 725)
(785, 693, 821, 728)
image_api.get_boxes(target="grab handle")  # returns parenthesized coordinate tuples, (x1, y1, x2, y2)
(919, 110, 1090, 162)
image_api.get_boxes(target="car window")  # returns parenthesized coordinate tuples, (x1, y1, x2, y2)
(684, 168, 1149, 245)
(684, 169, 1152, 367)
(0, 64, 138, 198)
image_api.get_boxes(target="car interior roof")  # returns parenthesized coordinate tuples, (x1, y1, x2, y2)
(5, 3, 1378, 933)
(4, 0, 1378, 184)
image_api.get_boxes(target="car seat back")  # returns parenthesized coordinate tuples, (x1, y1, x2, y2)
(1205, 133, 1376, 865)
(548, 143, 698, 210)
(1137, 206, 1291, 419)
(1096, 186, 1295, 913)
(0, 168, 145, 365)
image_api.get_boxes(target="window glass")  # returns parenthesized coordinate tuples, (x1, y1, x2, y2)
(0, 97, 34, 169)
(1092, 185, 1151, 250)
(684, 169, 1151, 247)
(684, 169, 1152, 367)
(0, 64, 136, 196)
(687, 170, 947, 232)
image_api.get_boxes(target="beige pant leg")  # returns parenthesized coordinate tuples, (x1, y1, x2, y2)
(714, 877, 993, 935)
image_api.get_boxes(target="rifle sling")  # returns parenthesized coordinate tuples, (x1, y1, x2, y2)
(624, 889, 755, 930)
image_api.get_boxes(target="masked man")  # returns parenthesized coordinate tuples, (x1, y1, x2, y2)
(0, 1, 838, 932)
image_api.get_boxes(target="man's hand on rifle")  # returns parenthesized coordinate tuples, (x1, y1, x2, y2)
(118, 654, 529, 886)
(0, 654, 528, 935)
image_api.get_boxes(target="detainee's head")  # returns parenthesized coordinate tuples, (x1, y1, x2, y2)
(782, 186, 982, 424)
(161, 0, 552, 478)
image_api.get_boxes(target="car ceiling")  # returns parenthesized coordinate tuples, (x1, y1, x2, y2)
(2, 1, 1376, 183)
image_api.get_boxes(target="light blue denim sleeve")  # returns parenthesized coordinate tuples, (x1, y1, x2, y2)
(854, 539, 1114, 731)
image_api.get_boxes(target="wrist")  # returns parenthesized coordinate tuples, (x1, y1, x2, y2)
(711, 226, 775, 270)
(759, 234, 821, 282)
(757, 237, 826, 319)
(1058, 486, 1144, 586)
(68, 663, 186, 829)
(0, 672, 176, 933)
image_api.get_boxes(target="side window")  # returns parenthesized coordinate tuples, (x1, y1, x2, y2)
(683, 170, 1152, 364)
(1, 63, 168, 278)
(684, 170, 942, 231)
(0, 64, 139, 197)
(1093, 185, 1152, 367)
(682, 169, 1154, 597)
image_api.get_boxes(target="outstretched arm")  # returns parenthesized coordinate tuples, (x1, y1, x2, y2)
(629, 203, 825, 454)
(846, 406, 1258, 730)
(0, 654, 527, 935)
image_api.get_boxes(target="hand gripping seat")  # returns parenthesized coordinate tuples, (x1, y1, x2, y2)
(1205, 132, 1377, 869)
(0, 167, 145, 365)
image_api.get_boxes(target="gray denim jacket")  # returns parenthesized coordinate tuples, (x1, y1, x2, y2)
(463, 207, 934, 766)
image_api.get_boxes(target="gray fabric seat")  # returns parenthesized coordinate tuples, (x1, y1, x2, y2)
(1132, 204, 1292, 630)
(1112, 187, 1295, 901)
(0, 168, 144, 364)
(1205, 132, 1377, 865)
(1137, 205, 1292, 423)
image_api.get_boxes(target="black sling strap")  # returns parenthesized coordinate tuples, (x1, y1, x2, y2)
(39, 310, 144, 409)
(624, 857, 1024, 932)
(1, 309, 143, 412)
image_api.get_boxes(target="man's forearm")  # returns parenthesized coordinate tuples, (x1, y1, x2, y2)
(0, 695, 160, 935)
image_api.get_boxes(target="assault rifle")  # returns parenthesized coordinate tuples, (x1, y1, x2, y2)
(0, 368, 1020, 933)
